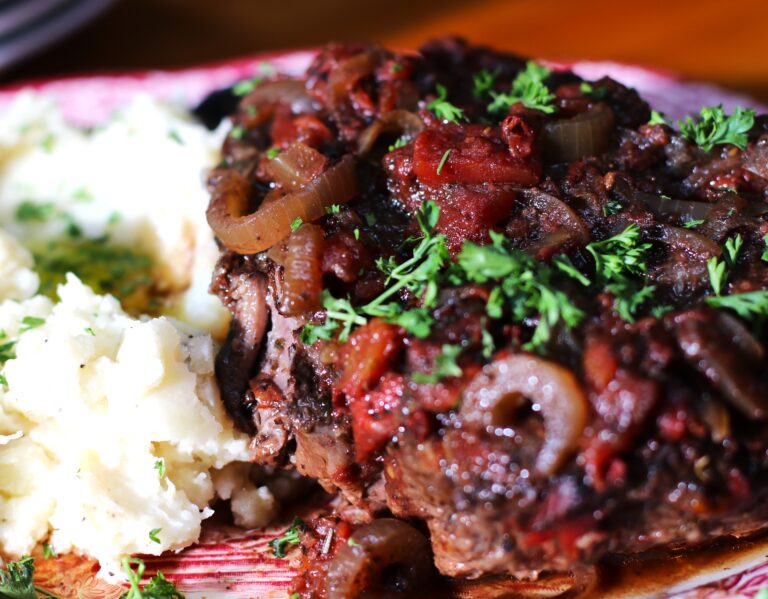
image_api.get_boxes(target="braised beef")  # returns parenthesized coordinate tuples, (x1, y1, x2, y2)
(206, 37, 768, 596)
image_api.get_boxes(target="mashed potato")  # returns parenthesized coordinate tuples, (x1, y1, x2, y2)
(0, 92, 230, 337)
(0, 94, 271, 577)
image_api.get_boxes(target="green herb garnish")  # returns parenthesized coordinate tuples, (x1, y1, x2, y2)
(290, 217, 303, 232)
(436, 149, 452, 175)
(149, 528, 161, 544)
(427, 84, 466, 124)
(473, 68, 498, 98)
(0, 555, 57, 598)
(121, 557, 184, 599)
(268, 517, 304, 559)
(648, 110, 667, 126)
(488, 61, 555, 114)
(412, 344, 463, 384)
(679, 105, 755, 152)
(15, 201, 56, 223)
(19, 317, 45, 333)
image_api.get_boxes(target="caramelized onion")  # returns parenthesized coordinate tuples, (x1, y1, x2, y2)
(521, 190, 591, 254)
(743, 136, 768, 179)
(652, 225, 721, 294)
(357, 109, 424, 155)
(207, 155, 357, 254)
(265, 142, 328, 191)
(326, 519, 434, 599)
(241, 79, 315, 114)
(637, 192, 712, 221)
(282, 223, 325, 316)
(543, 106, 615, 163)
(461, 354, 588, 476)
(328, 51, 380, 105)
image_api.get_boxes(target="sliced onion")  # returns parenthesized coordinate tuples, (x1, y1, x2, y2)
(461, 354, 588, 476)
(282, 223, 325, 315)
(357, 109, 424, 155)
(522, 189, 590, 255)
(326, 519, 434, 599)
(543, 106, 615, 163)
(241, 79, 315, 115)
(207, 155, 358, 254)
(743, 136, 768, 179)
(328, 51, 380, 105)
(265, 142, 328, 191)
(637, 192, 713, 221)
(657, 225, 722, 258)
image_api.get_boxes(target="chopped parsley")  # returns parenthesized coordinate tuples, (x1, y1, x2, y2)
(427, 84, 466, 124)
(707, 290, 768, 321)
(0, 555, 57, 598)
(679, 105, 755, 152)
(19, 316, 45, 333)
(149, 528, 162, 544)
(648, 110, 667, 126)
(302, 201, 447, 344)
(290, 217, 303, 232)
(412, 344, 463, 384)
(121, 557, 184, 599)
(154, 459, 166, 479)
(724, 233, 743, 265)
(388, 136, 408, 152)
(602, 199, 623, 216)
(167, 129, 183, 145)
(15, 201, 56, 223)
(473, 68, 499, 98)
(391, 62, 403, 73)
(579, 82, 607, 99)
(84, 327, 95, 336)
(266, 147, 281, 159)
(230, 126, 245, 140)
(682, 218, 705, 229)
(40, 134, 55, 153)
(42, 544, 56, 560)
(488, 61, 555, 114)
(268, 517, 304, 558)
(233, 76, 263, 97)
(347, 538, 361, 547)
(762, 234, 768, 262)
(586, 224, 654, 322)
(0, 373, 7, 389)
(325, 204, 341, 215)
(708, 256, 728, 296)
(707, 234, 742, 296)
(353, 227, 360, 240)
(458, 232, 585, 349)
(436, 149, 452, 175)
(32, 236, 154, 314)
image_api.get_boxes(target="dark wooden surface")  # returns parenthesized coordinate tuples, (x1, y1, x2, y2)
(7, 0, 768, 102)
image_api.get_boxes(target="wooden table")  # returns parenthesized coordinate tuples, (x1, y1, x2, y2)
(8, 0, 768, 102)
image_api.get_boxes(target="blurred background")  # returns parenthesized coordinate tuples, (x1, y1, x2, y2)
(2, 0, 768, 101)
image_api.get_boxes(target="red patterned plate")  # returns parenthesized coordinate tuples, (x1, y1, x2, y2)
(2, 51, 767, 599)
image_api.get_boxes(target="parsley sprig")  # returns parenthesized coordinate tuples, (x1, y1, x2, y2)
(121, 557, 184, 599)
(472, 69, 499, 98)
(707, 233, 742, 295)
(586, 224, 655, 322)
(458, 231, 585, 349)
(427, 84, 466, 124)
(301, 202, 447, 343)
(488, 61, 555, 115)
(0, 556, 57, 598)
(412, 344, 463, 384)
(268, 517, 304, 558)
(679, 105, 755, 152)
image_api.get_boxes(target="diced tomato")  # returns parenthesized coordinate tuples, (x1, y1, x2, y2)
(431, 183, 518, 253)
(334, 318, 404, 406)
(412, 127, 541, 187)
(349, 373, 404, 461)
